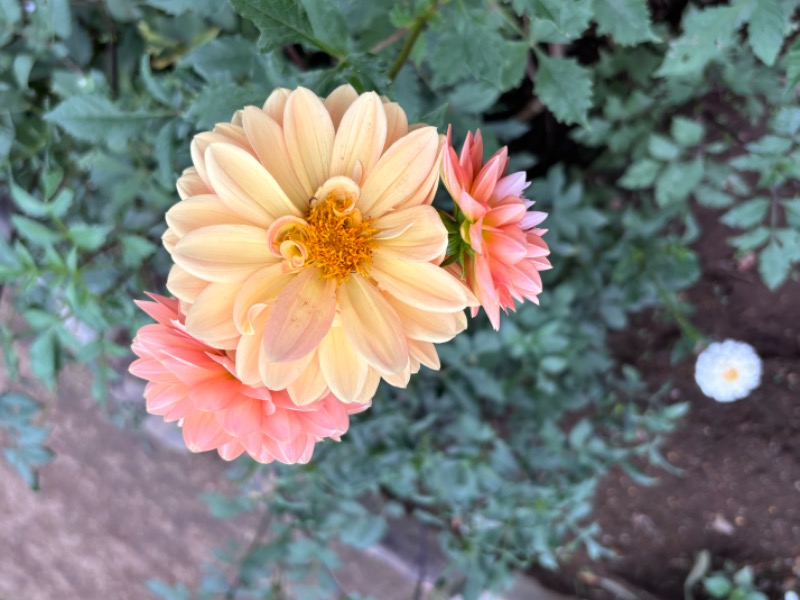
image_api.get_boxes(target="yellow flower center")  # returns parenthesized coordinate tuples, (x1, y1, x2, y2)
(722, 366, 740, 382)
(268, 177, 377, 283)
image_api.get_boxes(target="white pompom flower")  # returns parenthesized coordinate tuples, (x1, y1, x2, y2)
(694, 339, 762, 403)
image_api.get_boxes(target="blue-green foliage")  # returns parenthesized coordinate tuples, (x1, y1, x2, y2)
(2, 0, 799, 598)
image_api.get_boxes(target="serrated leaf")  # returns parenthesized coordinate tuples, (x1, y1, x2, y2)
(230, 0, 340, 56)
(721, 198, 770, 228)
(428, 9, 527, 90)
(181, 36, 256, 83)
(534, 52, 593, 125)
(648, 134, 681, 160)
(187, 85, 265, 130)
(747, 0, 786, 66)
(729, 226, 769, 250)
(656, 5, 741, 78)
(655, 158, 704, 207)
(671, 117, 704, 147)
(513, 0, 593, 42)
(593, 0, 658, 46)
(68, 224, 111, 251)
(11, 216, 62, 246)
(45, 94, 171, 150)
(759, 238, 791, 289)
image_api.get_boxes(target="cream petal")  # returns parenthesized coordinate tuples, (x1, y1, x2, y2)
(324, 84, 359, 129)
(338, 274, 407, 373)
(241, 106, 310, 206)
(374, 205, 448, 262)
(318, 326, 368, 403)
(165, 194, 250, 238)
(283, 87, 335, 195)
(263, 88, 291, 124)
(408, 339, 440, 370)
(162, 228, 179, 255)
(287, 359, 329, 406)
(260, 350, 314, 391)
(184, 282, 241, 348)
(234, 264, 296, 335)
(371, 253, 471, 312)
(329, 92, 387, 183)
(393, 135, 445, 211)
(262, 266, 337, 362)
(174, 224, 275, 283)
(382, 102, 409, 151)
(385, 294, 467, 343)
(358, 127, 439, 218)
(206, 143, 301, 227)
(167, 265, 209, 304)
(354, 368, 381, 404)
(236, 309, 270, 386)
(380, 364, 411, 388)
(191, 131, 252, 187)
(176, 168, 209, 200)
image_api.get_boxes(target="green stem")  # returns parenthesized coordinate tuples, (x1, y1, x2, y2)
(387, 0, 440, 82)
(654, 280, 704, 346)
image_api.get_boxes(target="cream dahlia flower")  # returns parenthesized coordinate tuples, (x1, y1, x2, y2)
(694, 339, 762, 403)
(163, 86, 474, 406)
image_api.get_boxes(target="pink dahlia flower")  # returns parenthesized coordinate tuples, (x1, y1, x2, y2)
(129, 293, 365, 464)
(441, 127, 551, 330)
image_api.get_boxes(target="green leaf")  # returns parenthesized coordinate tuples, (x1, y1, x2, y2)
(648, 134, 681, 161)
(671, 117, 704, 147)
(593, 0, 658, 46)
(785, 38, 800, 94)
(721, 198, 770, 228)
(45, 95, 171, 150)
(656, 5, 742, 78)
(181, 36, 257, 83)
(729, 226, 769, 250)
(513, 0, 593, 42)
(703, 575, 733, 598)
(339, 514, 387, 549)
(29, 331, 58, 389)
(733, 566, 754, 588)
(10, 183, 47, 218)
(534, 52, 593, 125)
(428, 9, 527, 90)
(120, 234, 156, 268)
(619, 159, 661, 189)
(747, 0, 786, 66)
(68, 224, 111, 251)
(11, 216, 62, 246)
(13, 54, 35, 89)
(759, 238, 792, 289)
(229, 0, 341, 56)
(187, 85, 265, 130)
(655, 158, 704, 207)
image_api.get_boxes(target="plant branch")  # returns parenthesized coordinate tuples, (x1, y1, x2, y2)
(387, 0, 441, 82)
(225, 507, 274, 600)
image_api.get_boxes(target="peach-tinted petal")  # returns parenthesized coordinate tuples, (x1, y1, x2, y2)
(174, 225, 274, 283)
(263, 88, 290, 124)
(241, 106, 310, 206)
(324, 84, 359, 129)
(176, 168, 209, 200)
(183, 412, 231, 452)
(260, 349, 314, 391)
(371, 253, 472, 312)
(287, 359, 329, 406)
(358, 127, 439, 218)
(235, 308, 270, 386)
(190, 377, 241, 411)
(283, 87, 335, 195)
(184, 282, 241, 348)
(233, 264, 296, 335)
(338, 274, 407, 373)
(165, 195, 250, 238)
(216, 395, 263, 437)
(262, 266, 337, 363)
(261, 404, 301, 443)
(318, 326, 368, 403)
(382, 102, 409, 151)
(374, 205, 447, 262)
(166, 265, 209, 304)
(205, 143, 301, 226)
(408, 339, 440, 370)
(330, 92, 387, 183)
(385, 295, 468, 343)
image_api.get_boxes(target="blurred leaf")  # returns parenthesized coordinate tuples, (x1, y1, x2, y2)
(513, 0, 593, 42)
(648, 134, 681, 160)
(656, 5, 741, 77)
(182, 36, 257, 83)
(704, 575, 733, 598)
(593, 0, 658, 46)
(619, 158, 661, 189)
(534, 52, 593, 125)
(721, 198, 770, 229)
(759, 238, 791, 289)
(747, 0, 786, 66)
(671, 117, 704, 147)
(11, 216, 62, 246)
(68, 224, 112, 251)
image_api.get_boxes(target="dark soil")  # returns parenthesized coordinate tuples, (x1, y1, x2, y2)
(538, 205, 800, 599)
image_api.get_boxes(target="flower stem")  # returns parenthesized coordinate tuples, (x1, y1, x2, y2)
(654, 280, 705, 347)
(387, 0, 440, 82)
